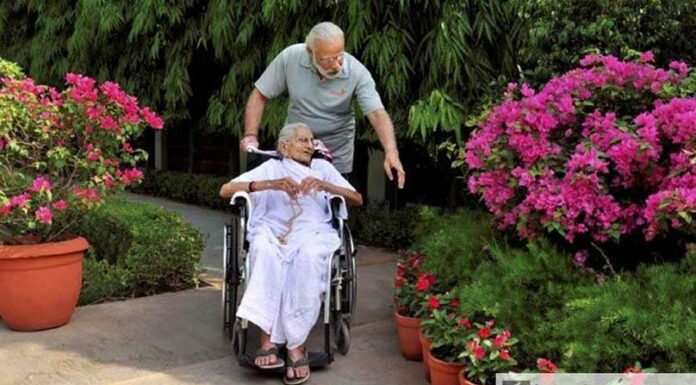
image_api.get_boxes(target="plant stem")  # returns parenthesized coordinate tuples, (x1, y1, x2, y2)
(591, 241, 617, 276)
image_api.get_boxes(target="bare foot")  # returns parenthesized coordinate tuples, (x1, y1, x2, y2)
(286, 346, 309, 381)
(255, 341, 280, 367)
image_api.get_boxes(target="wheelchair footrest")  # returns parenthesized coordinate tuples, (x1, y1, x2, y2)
(237, 351, 332, 372)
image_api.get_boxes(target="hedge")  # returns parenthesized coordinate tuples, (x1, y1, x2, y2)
(75, 197, 205, 305)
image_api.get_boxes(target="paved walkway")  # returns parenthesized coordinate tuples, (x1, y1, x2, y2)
(0, 193, 424, 385)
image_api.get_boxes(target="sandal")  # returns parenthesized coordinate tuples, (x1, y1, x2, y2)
(254, 346, 285, 369)
(283, 355, 310, 385)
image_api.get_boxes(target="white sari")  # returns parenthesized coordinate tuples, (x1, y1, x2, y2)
(231, 158, 353, 349)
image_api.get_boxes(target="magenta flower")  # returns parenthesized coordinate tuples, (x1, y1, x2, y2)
(10, 193, 31, 208)
(35, 206, 53, 224)
(52, 200, 68, 210)
(31, 176, 52, 193)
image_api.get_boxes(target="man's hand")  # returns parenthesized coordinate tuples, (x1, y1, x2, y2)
(299, 176, 327, 195)
(269, 177, 300, 198)
(240, 135, 259, 152)
(384, 149, 406, 189)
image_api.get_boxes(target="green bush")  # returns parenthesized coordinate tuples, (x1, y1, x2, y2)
(348, 201, 420, 250)
(411, 208, 696, 372)
(75, 197, 205, 304)
(413, 206, 498, 285)
(129, 169, 230, 211)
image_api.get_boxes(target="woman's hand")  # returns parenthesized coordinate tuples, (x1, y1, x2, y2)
(268, 177, 300, 198)
(299, 177, 328, 195)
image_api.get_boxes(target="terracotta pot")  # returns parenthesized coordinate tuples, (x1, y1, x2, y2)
(0, 237, 88, 331)
(394, 312, 422, 360)
(428, 350, 465, 385)
(419, 327, 433, 382)
(458, 368, 478, 385)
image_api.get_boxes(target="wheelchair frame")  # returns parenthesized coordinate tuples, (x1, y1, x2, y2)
(222, 191, 357, 371)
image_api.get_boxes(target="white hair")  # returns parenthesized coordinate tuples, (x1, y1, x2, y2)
(277, 122, 310, 151)
(305, 22, 344, 50)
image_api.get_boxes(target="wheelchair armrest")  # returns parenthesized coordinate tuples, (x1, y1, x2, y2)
(329, 195, 348, 221)
(230, 191, 252, 220)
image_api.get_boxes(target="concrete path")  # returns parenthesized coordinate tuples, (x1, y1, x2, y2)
(0, 194, 424, 385)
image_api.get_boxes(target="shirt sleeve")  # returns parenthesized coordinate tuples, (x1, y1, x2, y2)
(355, 68, 385, 115)
(254, 50, 288, 99)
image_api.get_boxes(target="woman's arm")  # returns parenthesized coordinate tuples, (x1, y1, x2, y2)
(299, 177, 363, 207)
(219, 177, 300, 199)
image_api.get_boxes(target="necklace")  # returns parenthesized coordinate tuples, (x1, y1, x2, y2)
(277, 196, 303, 245)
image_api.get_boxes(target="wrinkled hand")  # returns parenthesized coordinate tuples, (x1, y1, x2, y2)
(240, 135, 259, 152)
(384, 150, 406, 189)
(270, 177, 300, 198)
(299, 177, 328, 195)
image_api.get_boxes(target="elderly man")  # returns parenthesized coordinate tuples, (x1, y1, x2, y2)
(240, 21, 406, 189)
(221, 123, 362, 385)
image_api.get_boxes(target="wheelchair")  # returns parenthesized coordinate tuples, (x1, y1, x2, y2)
(221, 152, 358, 372)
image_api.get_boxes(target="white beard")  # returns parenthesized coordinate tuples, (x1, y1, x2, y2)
(312, 55, 342, 80)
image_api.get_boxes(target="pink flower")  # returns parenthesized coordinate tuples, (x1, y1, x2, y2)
(639, 51, 654, 63)
(140, 107, 164, 130)
(122, 142, 134, 153)
(52, 200, 68, 210)
(458, 318, 472, 329)
(537, 358, 559, 373)
(35, 206, 53, 224)
(31, 176, 52, 193)
(0, 204, 11, 216)
(10, 193, 31, 208)
(0, 138, 5, 150)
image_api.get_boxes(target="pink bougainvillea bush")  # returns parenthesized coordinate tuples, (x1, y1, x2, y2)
(0, 58, 164, 245)
(465, 53, 696, 243)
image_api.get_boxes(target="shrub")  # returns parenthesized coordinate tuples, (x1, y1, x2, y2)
(129, 169, 230, 211)
(0, 57, 163, 245)
(413, 206, 498, 285)
(348, 201, 420, 250)
(75, 197, 204, 299)
(466, 53, 696, 244)
(80, 250, 134, 305)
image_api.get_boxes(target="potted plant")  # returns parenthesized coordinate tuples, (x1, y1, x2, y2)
(417, 290, 460, 382)
(458, 321, 519, 385)
(393, 251, 432, 360)
(420, 294, 467, 385)
(0, 58, 163, 331)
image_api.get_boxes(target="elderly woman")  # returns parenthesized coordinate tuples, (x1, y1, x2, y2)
(219, 122, 362, 385)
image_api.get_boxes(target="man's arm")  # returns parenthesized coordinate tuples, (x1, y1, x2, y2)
(366, 109, 406, 189)
(240, 88, 268, 151)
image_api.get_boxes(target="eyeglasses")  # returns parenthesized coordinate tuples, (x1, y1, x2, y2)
(318, 52, 344, 66)
(293, 136, 314, 145)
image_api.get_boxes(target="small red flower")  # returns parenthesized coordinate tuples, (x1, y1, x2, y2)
(458, 318, 472, 329)
(624, 367, 641, 374)
(427, 295, 440, 309)
(415, 274, 432, 292)
(394, 276, 407, 288)
(449, 299, 460, 308)
(493, 335, 507, 348)
(500, 349, 510, 360)
(473, 346, 485, 360)
(478, 327, 491, 339)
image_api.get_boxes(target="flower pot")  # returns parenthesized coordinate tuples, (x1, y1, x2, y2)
(394, 312, 422, 360)
(419, 327, 433, 382)
(458, 368, 478, 385)
(428, 350, 465, 385)
(0, 237, 88, 331)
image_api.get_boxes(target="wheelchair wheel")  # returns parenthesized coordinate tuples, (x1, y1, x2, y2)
(341, 226, 357, 324)
(222, 221, 241, 338)
(334, 317, 351, 355)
